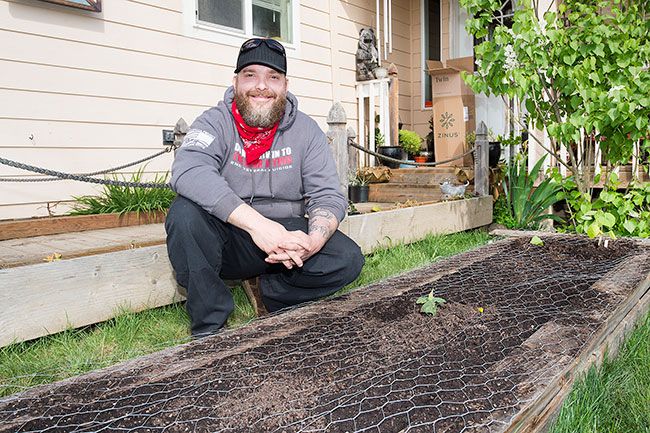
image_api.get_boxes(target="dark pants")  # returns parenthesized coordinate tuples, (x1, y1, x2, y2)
(165, 196, 365, 336)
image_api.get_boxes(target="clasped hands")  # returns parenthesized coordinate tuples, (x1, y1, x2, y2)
(249, 220, 324, 269)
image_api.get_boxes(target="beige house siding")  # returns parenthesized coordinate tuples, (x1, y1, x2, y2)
(1, 0, 436, 220)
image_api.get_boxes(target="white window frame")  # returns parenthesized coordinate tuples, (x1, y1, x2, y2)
(420, 0, 442, 110)
(450, 0, 473, 59)
(183, 0, 301, 57)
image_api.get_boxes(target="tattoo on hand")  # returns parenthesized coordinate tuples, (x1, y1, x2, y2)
(309, 208, 336, 240)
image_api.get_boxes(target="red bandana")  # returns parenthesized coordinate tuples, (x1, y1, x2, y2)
(232, 101, 279, 165)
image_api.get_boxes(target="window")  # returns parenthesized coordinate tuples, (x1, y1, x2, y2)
(196, 0, 293, 43)
(422, 0, 441, 108)
(451, 0, 473, 59)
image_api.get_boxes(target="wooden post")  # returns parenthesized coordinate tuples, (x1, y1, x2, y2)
(172, 118, 189, 156)
(388, 63, 399, 146)
(327, 102, 349, 201)
(475, 121, 489, 196)
(347, 126, 359, 173)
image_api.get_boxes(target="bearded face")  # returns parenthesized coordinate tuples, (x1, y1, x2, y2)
(234, 88, 286, 128)
(233, 65, 288, 128)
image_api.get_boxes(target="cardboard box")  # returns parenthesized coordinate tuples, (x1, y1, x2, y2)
(427, 57, 476, 167)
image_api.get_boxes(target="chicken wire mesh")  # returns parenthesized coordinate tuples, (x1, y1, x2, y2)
(1, 235, 649, 433)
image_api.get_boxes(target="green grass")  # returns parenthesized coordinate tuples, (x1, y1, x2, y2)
(0, 230, 489, 397)
(0, 303, 190, 397)
(69, 168, 175, 215)
(549, 311, 650, 433)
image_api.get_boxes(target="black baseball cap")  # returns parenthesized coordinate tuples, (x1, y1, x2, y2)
(235, 38, 287, 75)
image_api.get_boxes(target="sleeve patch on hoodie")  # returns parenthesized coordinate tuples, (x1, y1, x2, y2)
(182, 129, 215, 149)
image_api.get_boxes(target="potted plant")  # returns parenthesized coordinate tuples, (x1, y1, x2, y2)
(425, 117, 436, 163)
(372, 115, 405, 169)
(399, 129, 424, 167)
(489, 132, 503, 168)
(348, 170, 370, 203)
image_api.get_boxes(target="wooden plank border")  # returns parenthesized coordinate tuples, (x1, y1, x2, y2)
(504, 257, 650, 433)
(0, 211, 167, 241)
(0, 197, 493, 347)
(0, 245, 184, 348)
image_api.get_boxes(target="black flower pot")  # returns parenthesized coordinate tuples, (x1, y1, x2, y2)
(348, 185, 369, 203)
(489, 141, 502, 168)
(376, 146, 405, 169)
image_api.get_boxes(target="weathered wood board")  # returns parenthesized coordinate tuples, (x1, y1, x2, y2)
(0, 211, 167, 241)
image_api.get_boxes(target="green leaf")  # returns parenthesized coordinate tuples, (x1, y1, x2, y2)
(598, 212, 616, 228)
(586, 222, 601, 238)
(420, 302, 439, 315)
(563, 54, 577, 65)
(417, 291, 447, 316)
(593, 44, 605, 57)
(616, 57, 630, 68)
(530, 236, 544, 246)
(623, 220, 637, 234)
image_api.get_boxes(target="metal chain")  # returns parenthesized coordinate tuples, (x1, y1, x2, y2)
(0, 148, 173, 183)
(347, 139, 475, 167)
(1, 140, 473, 189)
(0, 156, 171, 189)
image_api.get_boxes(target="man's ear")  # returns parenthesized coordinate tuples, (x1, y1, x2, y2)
(232, 74, 237, 89)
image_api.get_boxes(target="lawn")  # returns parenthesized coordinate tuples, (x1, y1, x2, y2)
(549, 310, 650, 433)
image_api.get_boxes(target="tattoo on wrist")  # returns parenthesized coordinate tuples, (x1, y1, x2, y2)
(308, 208, 336, 240)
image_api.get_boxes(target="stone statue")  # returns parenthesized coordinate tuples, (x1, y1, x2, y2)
(355, 27, 379, 81)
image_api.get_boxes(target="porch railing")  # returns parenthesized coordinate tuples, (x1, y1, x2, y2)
(355, 77, 391, 168)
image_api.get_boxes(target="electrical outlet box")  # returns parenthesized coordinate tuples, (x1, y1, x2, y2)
(162, 129, 175, 146)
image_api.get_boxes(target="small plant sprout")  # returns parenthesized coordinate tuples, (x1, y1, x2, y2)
(530, 236, 544, 246)
(416, 290, 447, 316)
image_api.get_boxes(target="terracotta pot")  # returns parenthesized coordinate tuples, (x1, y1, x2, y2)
(414, 156, 428, 165)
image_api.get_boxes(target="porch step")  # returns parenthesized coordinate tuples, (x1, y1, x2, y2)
(369, 167, 475, 202)
(388, 167, 471, 186)
(369, 183, 442, 203)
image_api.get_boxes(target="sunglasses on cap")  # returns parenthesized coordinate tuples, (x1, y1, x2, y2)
(240, 38, 286, 55)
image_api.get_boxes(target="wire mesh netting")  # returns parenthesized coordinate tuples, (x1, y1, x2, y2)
(1, 235, 649, 432)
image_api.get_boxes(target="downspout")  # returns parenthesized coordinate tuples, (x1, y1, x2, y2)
(376, 0, 382, 62)
(383, 0, 388, 58)
(376, 0, 393, 62)
(328, 0, 340, 103)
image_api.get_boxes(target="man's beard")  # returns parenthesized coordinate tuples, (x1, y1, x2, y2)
(235, 89, 287, 128)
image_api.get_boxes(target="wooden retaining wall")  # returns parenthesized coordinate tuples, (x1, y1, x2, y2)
(0, 196, 492, 347)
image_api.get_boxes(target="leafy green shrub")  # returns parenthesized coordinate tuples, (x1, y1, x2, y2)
(69, 169, 175, 215)
(492, 195, 517, 229)
(460, 0, 650, 194)
(398, 129, 423, 155)
(556, 172, 650, 238)
(502, 154, 562, 229)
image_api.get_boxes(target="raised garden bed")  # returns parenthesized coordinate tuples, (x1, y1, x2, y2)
(0, 211, 167, 241)
(1, 235, 648, 432)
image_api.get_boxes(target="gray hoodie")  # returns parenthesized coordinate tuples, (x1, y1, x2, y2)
(171, 87, 346, 223)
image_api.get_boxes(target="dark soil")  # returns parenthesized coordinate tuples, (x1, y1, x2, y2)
(1, 235, 648, 433)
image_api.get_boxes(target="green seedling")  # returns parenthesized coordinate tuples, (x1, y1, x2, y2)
(416, 290, 447, 316)
(530, 236, 544, 246)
